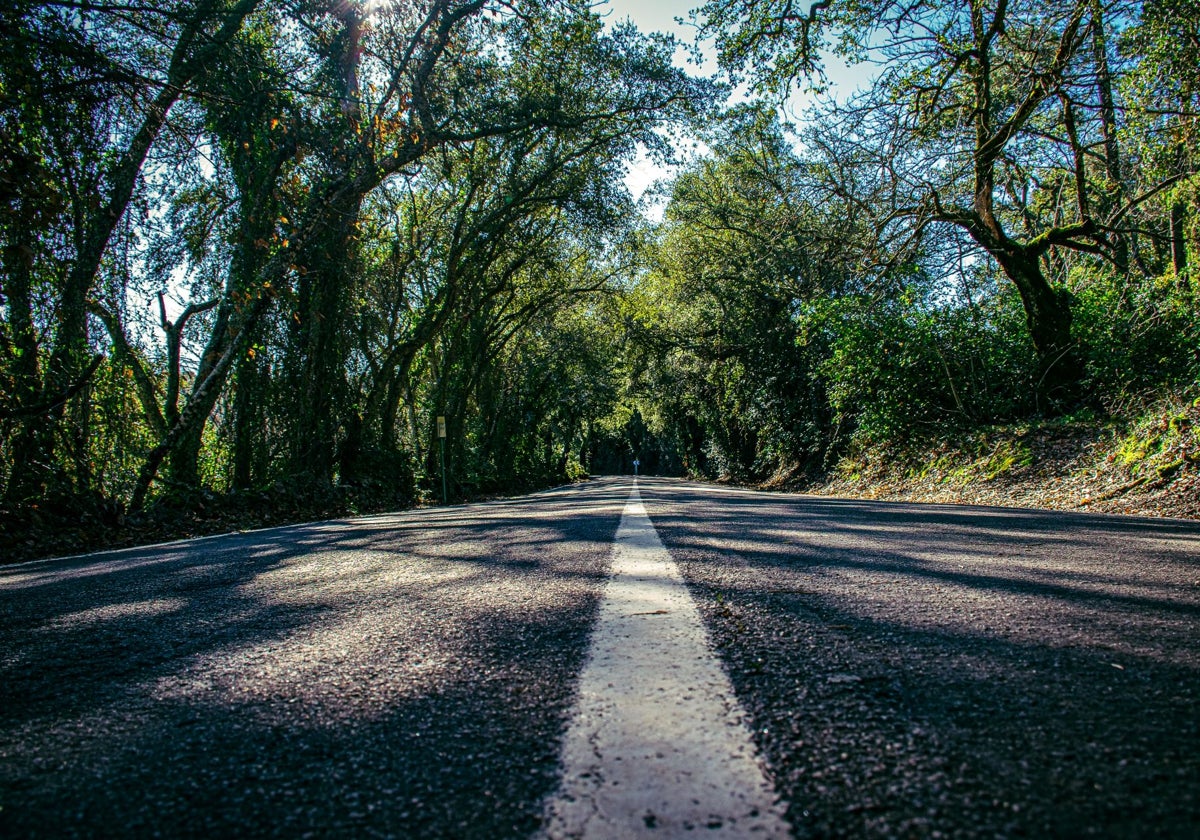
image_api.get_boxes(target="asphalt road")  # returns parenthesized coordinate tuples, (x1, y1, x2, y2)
(644, 479, 1200, 838)
(2, 477, 1199, 837)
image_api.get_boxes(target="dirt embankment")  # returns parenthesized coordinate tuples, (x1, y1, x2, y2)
(781, 396, 1200, 520)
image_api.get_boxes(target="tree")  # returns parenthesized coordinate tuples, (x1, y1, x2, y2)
(1120, 0, 1200, 288)
(0, 0, 710, 520)
(1, 0, 262, 505)
(626, 107, 850, 478)
(696, 0, 1194, 404)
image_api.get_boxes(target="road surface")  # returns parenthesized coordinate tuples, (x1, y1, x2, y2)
(2, 477, 1198, 837)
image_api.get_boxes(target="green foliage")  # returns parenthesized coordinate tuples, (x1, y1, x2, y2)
(610, 1, 1200, 483)
(0, 0, 710, 558)
(85, 361, 160, 502)
(812, 286, 1040, 445)
(1073, 267, 1200, 403)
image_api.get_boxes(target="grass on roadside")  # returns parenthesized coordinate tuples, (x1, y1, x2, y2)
(803, 389, 1200, 519)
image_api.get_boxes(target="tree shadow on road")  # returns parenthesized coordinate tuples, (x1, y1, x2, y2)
(0, 479, 632, 838)
(641, 480, 1200, 838)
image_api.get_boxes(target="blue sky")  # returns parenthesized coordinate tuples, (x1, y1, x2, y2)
(602, 0, 700, 41)
(595, 0, 875, 208)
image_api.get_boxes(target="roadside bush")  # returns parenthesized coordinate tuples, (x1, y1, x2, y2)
(1074, 269, 1200, 406)
(811, 289, 1037, 446)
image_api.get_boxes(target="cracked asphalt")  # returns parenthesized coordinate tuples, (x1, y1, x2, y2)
(3, 476, 1199, 837)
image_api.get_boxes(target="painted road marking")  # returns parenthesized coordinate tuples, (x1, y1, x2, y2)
(541, 482, 789, 838)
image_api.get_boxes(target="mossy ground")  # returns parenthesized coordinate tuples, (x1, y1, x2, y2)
(789, 392, 1200, 519)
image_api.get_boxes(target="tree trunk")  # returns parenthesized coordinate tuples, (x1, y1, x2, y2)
(231, 351, 264, 490)
(1172, 201, 1189, 285)
(167, 426, 204, 491)
(2, 228, 53, 504)
(287, 196, 360, 487)
(991, 246, 1084, 404)
(280, 3, 366, 489)
(1090, 0, 1127, 275)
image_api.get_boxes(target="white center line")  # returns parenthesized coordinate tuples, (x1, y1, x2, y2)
(541, 482, 790, 838)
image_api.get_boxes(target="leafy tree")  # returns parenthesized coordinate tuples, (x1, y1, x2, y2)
(1120, 0, 1200, 286)
(0, 0, 713, 534)
(1, 0, 263, 507)
(626, 108, 849, 478)
(696, 0, 1195, 403)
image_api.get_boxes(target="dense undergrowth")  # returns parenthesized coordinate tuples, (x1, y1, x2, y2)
(0, 470, 577, 565)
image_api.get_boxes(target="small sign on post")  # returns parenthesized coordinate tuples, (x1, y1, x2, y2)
(437, 416, 448, 503)
(632, 458, 640, 476)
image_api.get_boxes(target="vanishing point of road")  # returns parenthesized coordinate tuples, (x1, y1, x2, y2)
(2, 477, 1198, 837)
